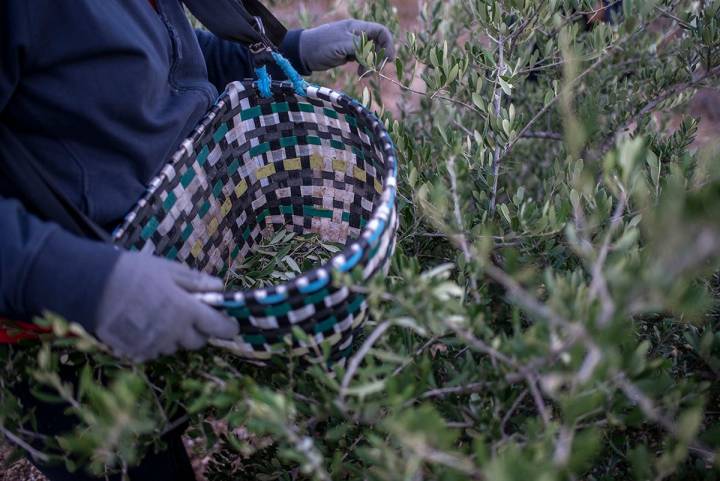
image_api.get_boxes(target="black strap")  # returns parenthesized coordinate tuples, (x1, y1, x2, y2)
(182, 0, 287, 47)
(0, 124, 111, 242)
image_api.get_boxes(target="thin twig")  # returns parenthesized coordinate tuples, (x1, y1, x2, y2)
(653, 5, 692, 29)
(448, 155, 481, 301)
(339, 321, 393, 399)
(372, 70, 485, 116)
(553, 426, 575, 466)
(503, 51, 611, 163)
(526, 372, 551, 426)
(489, 30, 506, 215)
(522, 130, 564, 140)
(597, 65, 720, 155)
(392, 336, 441, 376)
(0, 425, 51, 463)
(500, 389, 529, 436)
(417, 382, 490, 401)
(615, 372, 716, 464)
(588, 191, 627, 327)
(449, 324, 518, 368)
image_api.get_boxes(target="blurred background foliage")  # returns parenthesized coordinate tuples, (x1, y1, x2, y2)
(3, 0, 720, 480)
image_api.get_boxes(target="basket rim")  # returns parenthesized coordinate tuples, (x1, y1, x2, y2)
(113, 79, 398, 309)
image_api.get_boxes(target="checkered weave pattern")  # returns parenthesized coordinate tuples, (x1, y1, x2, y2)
(112, 80, 398, 361)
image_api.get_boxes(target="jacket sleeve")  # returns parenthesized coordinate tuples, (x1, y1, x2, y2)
(0, 199, 121, 330)
(0, 0, 120, 330)
(195, 29, 310, 91)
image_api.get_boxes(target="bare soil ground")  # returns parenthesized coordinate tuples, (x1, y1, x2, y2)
(0, 444, 45, 481)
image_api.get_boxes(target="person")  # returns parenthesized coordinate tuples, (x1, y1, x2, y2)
(0, 1, 394, 479)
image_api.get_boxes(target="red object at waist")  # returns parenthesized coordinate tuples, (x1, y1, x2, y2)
(0, 318, 49, 343)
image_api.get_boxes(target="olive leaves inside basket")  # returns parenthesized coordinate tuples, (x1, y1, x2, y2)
(225, 232, 344, 290)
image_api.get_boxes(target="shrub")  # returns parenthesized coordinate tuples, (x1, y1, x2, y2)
(2, 1, 720, 480)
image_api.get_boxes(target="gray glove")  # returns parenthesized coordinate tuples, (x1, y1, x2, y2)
(299, 19, 395, 72)
(95, 252, 237, 362)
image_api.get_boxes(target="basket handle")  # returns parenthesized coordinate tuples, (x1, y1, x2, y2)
(250, 17, 308, 98)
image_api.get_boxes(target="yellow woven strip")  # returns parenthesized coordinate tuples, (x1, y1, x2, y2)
(310, 153, 323, 170)
(332, 158, 346, 173)
(208, 217, 219, 236)
(323, 331, 342, 344)
(256, 163, 276, 179)
(191, 239, 203, 258)
(284, 157, 301, 170)
(352, 311, 366, 327)
(374, 178, 383, 194)
(234, 179, 247, 198)
(220, 198, 232, 218)
(353, 166, 366, 182)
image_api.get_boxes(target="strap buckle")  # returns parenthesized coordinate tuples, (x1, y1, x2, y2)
(250, 16, 276, 54)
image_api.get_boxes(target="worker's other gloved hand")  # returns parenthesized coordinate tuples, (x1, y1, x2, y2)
(299, 19, 395, 72)
(95, 252, 237, 362)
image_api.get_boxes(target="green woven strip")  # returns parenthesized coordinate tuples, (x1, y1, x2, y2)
(257, 209, 270, 223)
(241, 105, 262, 120)
(272, 102, 290, 113)
(180, 168, 196, 187)
(197, 145, 210, 165)
(314, 315, 337, 334)
(351, 147, 365, 160)
(228, 159, 240, 175)
(213, 123, 228, 142)
(250, 142, 270, 156)
(198, 200, 211, 218)
(304, 288, 329, 306)
(166, 246, 178, 260)
(297, 102, 315, 113)
(141, 217, 159, 240)
(280, 136, 298, 148)
(243, 334, 266, 345)
(212, 179, 224, 199)
(228, 306, 250, 318)
(181, 224, 193, 241)
(162, 192, 177, 212)
(265, 302, 291, 317)
(348, 295, 365, 314)
(303, 206, 332, 219)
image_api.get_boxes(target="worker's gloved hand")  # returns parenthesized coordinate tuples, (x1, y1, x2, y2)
(298, 19, 395, 72)
(95, 252, 237, 362)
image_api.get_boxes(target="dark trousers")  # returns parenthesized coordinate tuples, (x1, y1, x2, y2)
(13, 370, 196, 481)
(31, 429, 196, 481)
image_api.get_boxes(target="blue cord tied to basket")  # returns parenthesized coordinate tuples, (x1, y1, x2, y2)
(254, 52, 308, 98)
(249, 15, 307, 98)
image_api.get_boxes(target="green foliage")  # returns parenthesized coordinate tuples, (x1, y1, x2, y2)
(3, 0, 720, 480)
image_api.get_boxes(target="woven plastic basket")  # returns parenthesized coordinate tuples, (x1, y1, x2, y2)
(111, 79, 398, 361)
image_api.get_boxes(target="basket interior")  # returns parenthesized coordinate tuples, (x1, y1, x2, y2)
(115, 81, 389, 278)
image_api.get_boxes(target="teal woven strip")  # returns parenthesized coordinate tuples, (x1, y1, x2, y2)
(314, 315, 337, 334)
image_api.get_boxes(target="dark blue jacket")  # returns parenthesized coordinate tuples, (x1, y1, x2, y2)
(0, 0, 307, 329)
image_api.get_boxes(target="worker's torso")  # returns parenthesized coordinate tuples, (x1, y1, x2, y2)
(0, 0, 217, 229)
